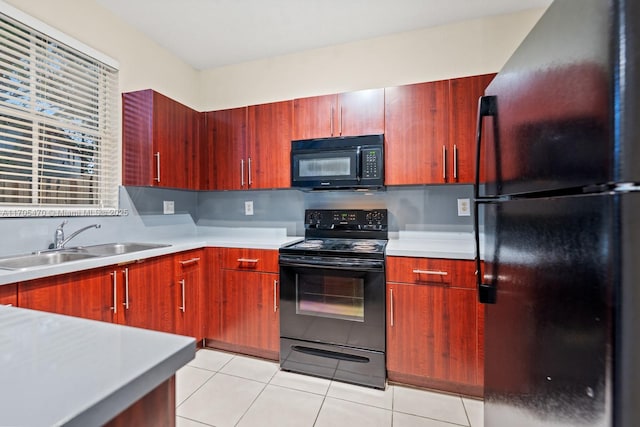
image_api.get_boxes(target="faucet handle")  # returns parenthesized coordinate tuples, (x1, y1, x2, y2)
(58, 220, 68, 229)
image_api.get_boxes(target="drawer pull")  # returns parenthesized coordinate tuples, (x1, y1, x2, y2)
(412, 269, 448, 276)
(179, 257, 200, 266)
(237, 258, 259, 263)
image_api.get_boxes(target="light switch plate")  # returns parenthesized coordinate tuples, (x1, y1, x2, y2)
(245, 200, 254, 216)
(163, 200, 175, 215)
(457, 198, 471, 216)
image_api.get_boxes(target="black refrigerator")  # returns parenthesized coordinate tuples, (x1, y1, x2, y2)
(474, 1, 640, 426)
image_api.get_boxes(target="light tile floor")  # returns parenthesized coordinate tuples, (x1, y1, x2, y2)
(176, 349, 484, 427)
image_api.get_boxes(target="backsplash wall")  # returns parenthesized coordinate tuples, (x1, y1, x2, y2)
(194, 185, 475, 236)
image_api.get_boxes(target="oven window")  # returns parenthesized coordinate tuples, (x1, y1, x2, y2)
(296, 272, 364, 322)
(299, 157, 351, 177)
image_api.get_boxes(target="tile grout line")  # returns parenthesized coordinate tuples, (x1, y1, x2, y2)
(176, 414, 215, 427)
(233, 381, 269, 427)
(175, 370, 217, 409)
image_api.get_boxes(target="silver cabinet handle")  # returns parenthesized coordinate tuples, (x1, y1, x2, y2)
(273, 279, 278, 313)
(179, 279, 186, 312)
(453, 144, 458, 180)
(339, 106, 343, 136)
(123, 267, 129, 309)
(248, 157, 252, 186)
(241, 159, 245, 187)
(330, 106, 335, 136)
(413, 269, 448, 276)
(389, 288, 394, 327)
(442, 145, 447, 181)
(154, 152, 161, 183)
(237, 258, 259, 263)
(179, 257, 200, 266)
(111, 270, 117, 314)
(3, 304, 13, 307)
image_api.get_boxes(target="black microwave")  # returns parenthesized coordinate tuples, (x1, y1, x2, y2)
(291, 134, 384, 190)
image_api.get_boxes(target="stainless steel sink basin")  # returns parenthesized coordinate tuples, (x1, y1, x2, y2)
(0, 251, 99, 270)
(75, 242, 171, 256)
(0, 242, 171, 270)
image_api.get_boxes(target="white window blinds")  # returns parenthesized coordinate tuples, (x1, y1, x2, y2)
(0, 7, 119, 216)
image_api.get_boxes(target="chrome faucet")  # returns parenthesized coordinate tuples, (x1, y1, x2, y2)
(54, 221, 101, 249)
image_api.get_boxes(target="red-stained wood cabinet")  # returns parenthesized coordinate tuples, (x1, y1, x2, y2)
(293, 88, 384, 140)
(448, 73, 496, 183)
(204, 101, 293, 190)
(19, 267, 118, 322)
(122, 89, 201, 189)
(203, 107, 247, 190)
(385, 74, 495, 185)
(386, 256, 483, 397)
(174, 250, 204, 340)
(205, 247, 279, 360)
(247, 100, 293, 189)
(117, 257, 175, 334)
(0, 283, 17, 306)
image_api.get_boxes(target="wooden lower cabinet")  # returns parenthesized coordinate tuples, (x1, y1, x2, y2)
(0, 283, 17, 306)
(104, 376, 175, 427)
(118, 257, 175, 333)
(19, 267, 117, 322)
(386, 256, 483, 397)
(217, 270, 279, 360)
(174, 250, 203, 340)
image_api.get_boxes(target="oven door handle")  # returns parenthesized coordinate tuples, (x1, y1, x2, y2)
(279, 259, 384, 271)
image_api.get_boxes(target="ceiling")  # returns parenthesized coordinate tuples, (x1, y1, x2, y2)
(95, 0, 553, 70)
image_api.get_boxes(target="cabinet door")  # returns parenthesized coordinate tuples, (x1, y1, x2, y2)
(152, 92, 189, 189)
(19, 268, 116, 322)
(385, 80, 450, 185)
(0, 283, 17, 306)
(175, 250, 203, 340)
(247, 100, 293, 189)
(122, 90, 154, 186)
(387, 283, 478, 390)
(448, 74, 496, 183)
(220, 270, 279, 356)
(120, 258, 175, 333)
(337, 88, 384, 137)
(206, 108, 247, 190)
(293, 94, 337, 140)
(202, 248, 221, 340)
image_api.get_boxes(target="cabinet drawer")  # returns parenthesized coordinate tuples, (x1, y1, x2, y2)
(386, 256, 476, 289)
(219, 248, 279, 273)
(175, 249, 203, 269)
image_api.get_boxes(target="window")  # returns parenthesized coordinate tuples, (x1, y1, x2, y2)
(0, 4, 119, 217)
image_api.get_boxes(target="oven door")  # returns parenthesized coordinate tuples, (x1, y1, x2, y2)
(291, 149, 359, 188)
(279, 255, 385, 351)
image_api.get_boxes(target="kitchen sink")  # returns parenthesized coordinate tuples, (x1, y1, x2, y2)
(0, 250, 99, 270)
(0, 242, 171, 270)
(75, 242, 170, 256)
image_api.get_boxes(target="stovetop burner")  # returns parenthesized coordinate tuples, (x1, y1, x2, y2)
(281, 209, 389, 259)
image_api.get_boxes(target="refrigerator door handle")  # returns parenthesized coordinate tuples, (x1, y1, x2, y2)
(474, 95, 498, 200)
(474, 199, 498, 305)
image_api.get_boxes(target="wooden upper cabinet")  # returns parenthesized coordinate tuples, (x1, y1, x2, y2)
(247, 100, 293, 189)
(122, 89, 201, 189)
(448, 74, 496, 184)
(385, 80, 450, 185)
(293, 88, 384, 140)
(204, 107, 247, 190)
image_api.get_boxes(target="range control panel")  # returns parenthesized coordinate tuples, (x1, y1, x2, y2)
(305, 209, 388, 228)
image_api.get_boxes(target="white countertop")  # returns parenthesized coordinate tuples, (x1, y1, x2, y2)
(386, 231, 479, 260)
(0, 305, 195, 426)
(0, 226, 303, 285)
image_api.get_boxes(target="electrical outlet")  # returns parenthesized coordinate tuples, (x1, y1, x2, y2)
(457, 198, 471, 216)
(163, 200, 174, 215)
(245, 200, 254, 216)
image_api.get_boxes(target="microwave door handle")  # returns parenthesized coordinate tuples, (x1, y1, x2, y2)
(356, 146, 362, 181)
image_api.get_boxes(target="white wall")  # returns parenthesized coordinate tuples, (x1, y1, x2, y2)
(1, 1, 544, 112)
(2, 0, 201, 109)
(198, 8, 545, 111)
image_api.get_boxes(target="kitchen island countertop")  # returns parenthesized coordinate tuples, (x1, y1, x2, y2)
(0, 305, 195, 426)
